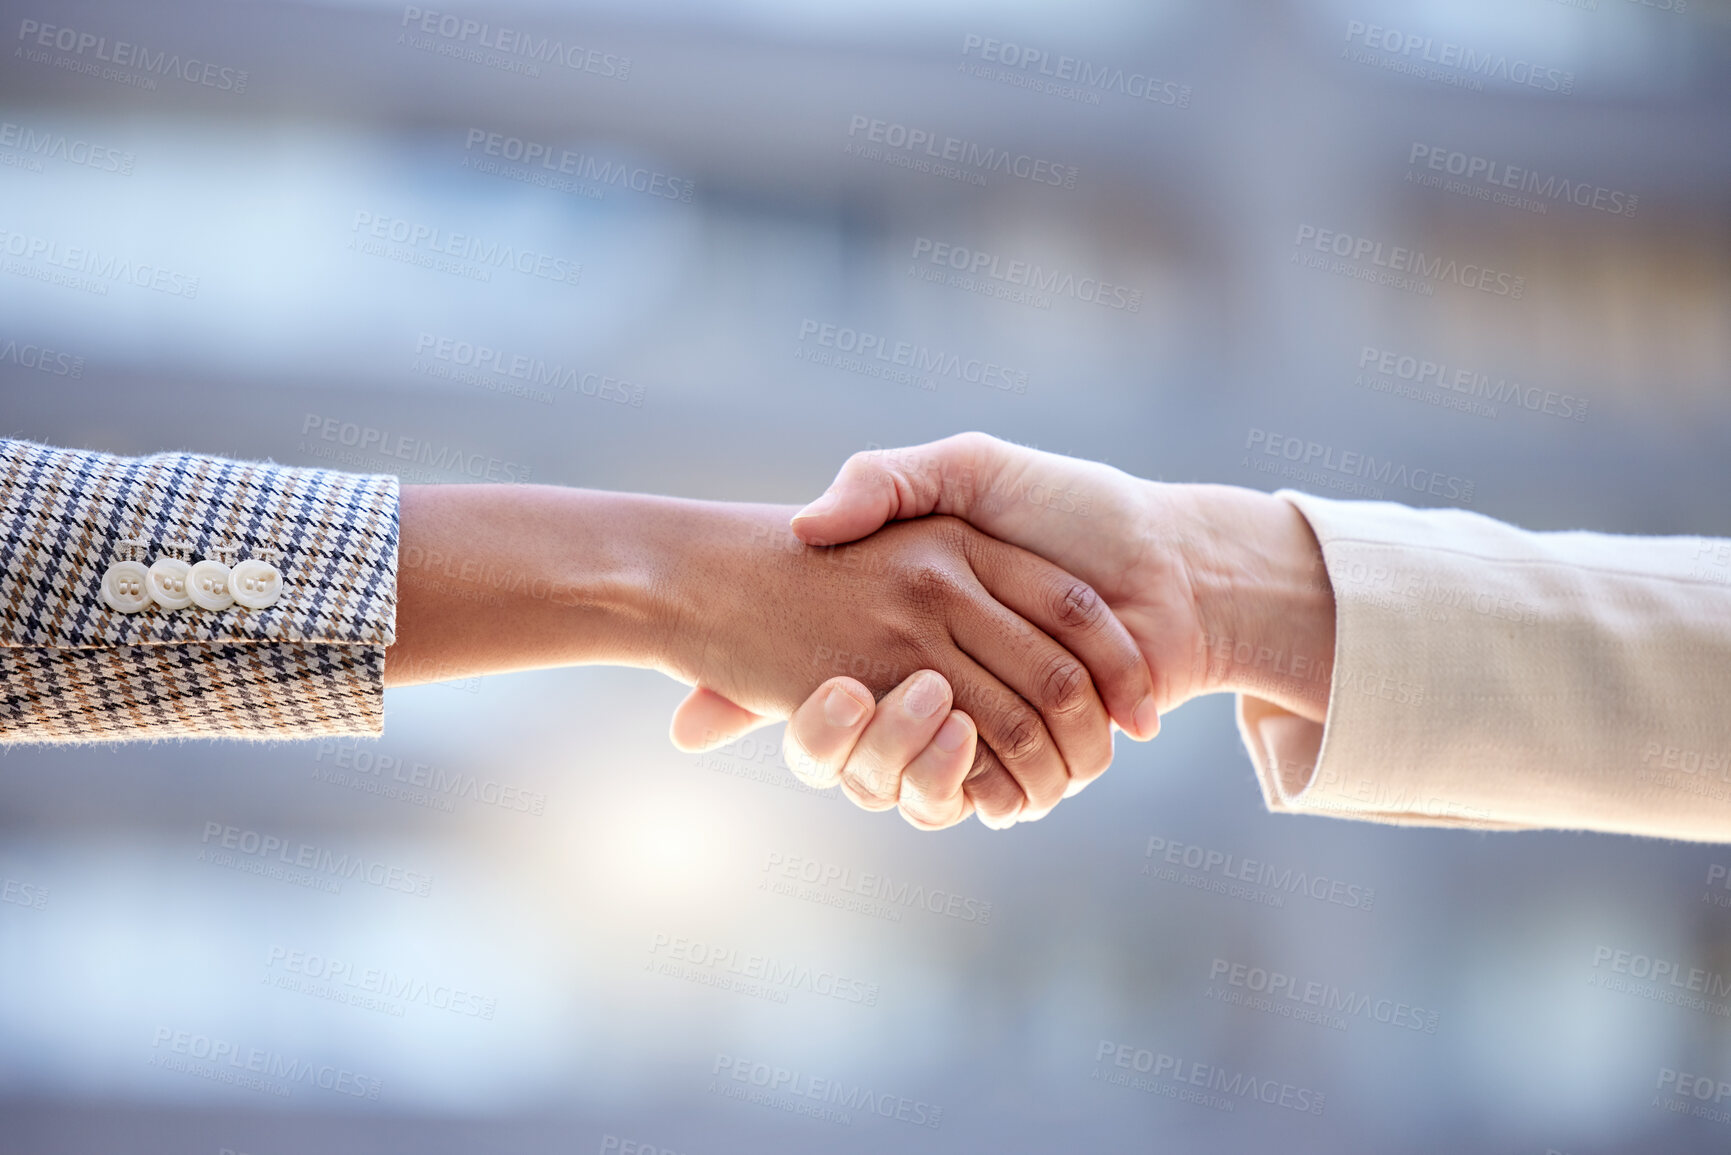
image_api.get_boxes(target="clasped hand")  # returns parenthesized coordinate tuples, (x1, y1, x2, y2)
(664, 504, 1154, 830)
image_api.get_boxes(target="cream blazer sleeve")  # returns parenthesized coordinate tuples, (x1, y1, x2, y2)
(0, 439, 398, 743)
(1236, 490, 1731, 842)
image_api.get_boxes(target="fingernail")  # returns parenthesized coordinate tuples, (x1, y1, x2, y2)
(904, 671, 947, 719)
(823, 684, 868, 728)
(933, 712, 970, 753)
(793, 491, 838, 522)
(1133, 695, 1160, 740)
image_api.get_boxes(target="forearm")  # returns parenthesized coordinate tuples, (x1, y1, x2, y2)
(385, 484, 685, 685)
(1173, 484, 1337, 724)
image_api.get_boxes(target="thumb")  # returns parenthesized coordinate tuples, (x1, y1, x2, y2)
(668, 686, 773, 752)
(790, 433, 996, 547)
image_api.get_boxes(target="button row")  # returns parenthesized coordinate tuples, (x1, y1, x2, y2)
(101, 557, 282, 614)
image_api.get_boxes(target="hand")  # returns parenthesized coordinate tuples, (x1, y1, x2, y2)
(782, 670, 981, 830)
(388, 485, 1152, 827)
(780, 433, 1336, 825)
(661, 504, 1155, 827)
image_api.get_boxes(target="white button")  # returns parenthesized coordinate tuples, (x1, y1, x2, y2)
(146, 558, 194, 610)
(229, 559, 283, 609)
(101, 560, 152, 614)
(187, 559, 235, 611)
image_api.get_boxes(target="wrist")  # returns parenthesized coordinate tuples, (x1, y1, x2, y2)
(1177, 485, 1336, 722)
(388, 485, 689, 683)
(603, 498, 810, 687)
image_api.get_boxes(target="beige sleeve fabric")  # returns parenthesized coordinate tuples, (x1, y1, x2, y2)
(1236, 490, 1731, 842)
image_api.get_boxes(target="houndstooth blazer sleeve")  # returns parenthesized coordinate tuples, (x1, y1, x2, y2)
(0, 439, 398, 743)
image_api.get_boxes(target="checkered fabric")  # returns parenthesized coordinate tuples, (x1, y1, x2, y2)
(0, 439, 398, 742)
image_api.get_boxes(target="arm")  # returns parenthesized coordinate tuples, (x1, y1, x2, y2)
(3, 439, 1153, 837)
(381, 482, 1161, 829)
(787, 432, 1731, 842)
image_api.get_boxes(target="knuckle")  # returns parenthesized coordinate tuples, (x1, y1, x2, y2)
(993, 709, 1047, 765)
(1053, 579, 1105, 631)
(840, 774, 896, 811)
(903, 560, 959, 609)
(1036, 653, 1092, 717)
(899, 802, 957, 831)
(950, 430, 994, 461)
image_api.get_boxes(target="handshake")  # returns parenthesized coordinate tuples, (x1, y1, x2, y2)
(388, 433, 1337, 831)
(665, 433, 1338, 831)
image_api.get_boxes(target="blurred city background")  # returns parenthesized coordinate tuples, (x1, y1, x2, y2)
(3, 0, 1731, 1151)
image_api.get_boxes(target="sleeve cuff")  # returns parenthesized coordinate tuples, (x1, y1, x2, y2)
(1, 440, 398, 743)
(1233, 490, 1536, 831)
(0, 439, 398, 650)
